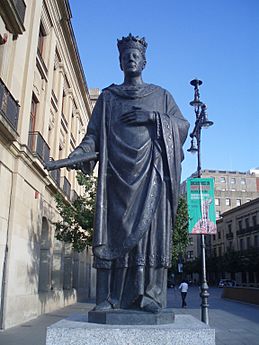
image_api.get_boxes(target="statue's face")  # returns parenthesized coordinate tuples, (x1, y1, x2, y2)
(120, 48, 146, 77)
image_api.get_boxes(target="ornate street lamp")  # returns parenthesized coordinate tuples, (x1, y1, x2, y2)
(188, 78, 213, 325)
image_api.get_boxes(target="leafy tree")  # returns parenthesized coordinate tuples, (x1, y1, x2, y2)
(184, 256, 201, 274)
(54, 172, 97, 252)
(221, 250, 241, 273)
(171, 196, 190, 270)
(186, 248, 259, 276)
(55, 183, 191, 262)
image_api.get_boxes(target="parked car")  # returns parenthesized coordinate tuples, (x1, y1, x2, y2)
(218, 279, 236, 288)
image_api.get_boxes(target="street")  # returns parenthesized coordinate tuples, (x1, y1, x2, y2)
(168, 286, 259, 345)
(0, 287, 258, 345)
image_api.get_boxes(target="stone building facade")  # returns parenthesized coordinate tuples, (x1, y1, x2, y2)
(200, 169, 259, 219)
(182, 169, 259, 276)
(0, 0, 96, 329)
(211, 197, 259, 287)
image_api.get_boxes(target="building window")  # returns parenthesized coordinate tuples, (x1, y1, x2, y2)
(187, 251, 193, 259)
(228, 223, 232, 233)
(38, 217, 51, 292)
(240, 238, 243, 251)
(246, 237, 250, 249)
(63, 244, 73, 290)
(28, 93, 39, 150)
(238, 220, 242, 230)
(230, 178, 236, 184)
(218, 246, 222, 256)
(61, 91, 66, 116)
(38, 23, 45, 56)
(236, 199, 241, 207)
(188, 236, 194, 245)
(240, 178, 246, 185)
(241, 189, 246, 192)
(51, 238, 63, 290)
(215, 198, 220, 206)
(245, 218, 249, 229)
(231, 188, 236, 192)
(246, 198, 251, 203)
(220, 177, 226, 183)
(254, 235, 258, 247)
(226, 198, 231, 206)
(218, 231, 221, 240)
(29, 93, 38, 132)
(213, 234, 216, 241)
(252, 215, 257, 227)
(0, 0, 26, 36)
(216, 211, 220, 218)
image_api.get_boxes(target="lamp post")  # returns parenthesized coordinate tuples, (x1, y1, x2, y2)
(187, 79, 213, 325)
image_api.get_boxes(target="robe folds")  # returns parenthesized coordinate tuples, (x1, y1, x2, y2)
(78, 83, 189, 307)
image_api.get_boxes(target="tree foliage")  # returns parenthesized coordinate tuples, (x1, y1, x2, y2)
(54, 172, 97, 252)
(55, 181, 191, 260)
(184, 256, 201, 274)
(171, 196, 190, 270)
(185, 248, 259, 274)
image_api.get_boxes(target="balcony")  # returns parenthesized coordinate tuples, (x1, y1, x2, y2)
(28, 131, 50, 162)
(49, 167, 61, 188)
(249, 224, 259, 232)
(61, 176, 71, 199)
(237, 224, 259, 236)
(237, 229, 245, 236)
(0, 78, 19, 139)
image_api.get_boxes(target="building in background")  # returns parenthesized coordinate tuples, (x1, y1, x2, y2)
(182, 169, 259, 279)
(211, 197, 259, 287)
(0, 0, 96, 329)
(202, 169, 259, 218)
(89, 88, 100, 108)
(182, 169, 259, 219)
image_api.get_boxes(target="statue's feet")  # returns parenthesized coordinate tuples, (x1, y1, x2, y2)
(93, 300, 112, 311)
(140, 296, 161, 314)
(108, 298, 120, 309)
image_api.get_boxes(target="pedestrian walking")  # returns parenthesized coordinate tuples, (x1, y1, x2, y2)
(179, 279, 189, 308)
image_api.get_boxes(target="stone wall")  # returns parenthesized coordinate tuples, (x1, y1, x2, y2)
(222, 287, 259, 305)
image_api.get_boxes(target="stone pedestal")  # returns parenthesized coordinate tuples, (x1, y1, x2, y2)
(46, 313, 215, 345)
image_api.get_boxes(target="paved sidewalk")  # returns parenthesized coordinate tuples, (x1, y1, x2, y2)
(168, 286, 259, 345)
(0, 303, 94, 345)
(0, 287, 258, 345)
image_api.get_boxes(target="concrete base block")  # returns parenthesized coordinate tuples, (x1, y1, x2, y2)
(46, 313, 215, 345)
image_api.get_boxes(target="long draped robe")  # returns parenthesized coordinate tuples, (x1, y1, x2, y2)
(78, 83, 189, 308)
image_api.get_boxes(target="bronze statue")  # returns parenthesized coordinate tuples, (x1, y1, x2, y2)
(55, 34, 189, 313)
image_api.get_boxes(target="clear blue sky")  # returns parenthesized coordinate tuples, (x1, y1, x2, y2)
(70, 0, 259, 180)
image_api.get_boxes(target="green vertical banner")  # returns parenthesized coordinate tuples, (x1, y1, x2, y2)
(187, 178, 217, 234)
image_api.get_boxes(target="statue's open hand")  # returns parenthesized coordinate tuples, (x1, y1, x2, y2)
(120, 107, 155, 125)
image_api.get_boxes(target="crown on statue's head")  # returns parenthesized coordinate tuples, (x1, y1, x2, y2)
(117, 33, 148, 56)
